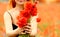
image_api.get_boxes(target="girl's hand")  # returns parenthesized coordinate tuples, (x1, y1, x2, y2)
(20, 23, 31, 34)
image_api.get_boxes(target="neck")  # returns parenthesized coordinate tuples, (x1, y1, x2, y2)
(15, 4, 24, 11)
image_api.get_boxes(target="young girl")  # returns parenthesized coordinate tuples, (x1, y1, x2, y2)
(4, 0, 37, 37)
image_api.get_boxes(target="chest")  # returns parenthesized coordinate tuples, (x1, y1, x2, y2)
(9, 10, 20, 26)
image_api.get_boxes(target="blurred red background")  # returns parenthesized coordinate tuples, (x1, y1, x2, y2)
(0, 2, 60, 37)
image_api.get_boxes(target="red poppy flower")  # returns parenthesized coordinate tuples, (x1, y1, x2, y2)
(17, 2, 38, 28)
(31, 5, 37, 16)
(20, 10, 31, 19)
(25, 2, 32, 10)
(17, 17, 27, 28)
(36, 18, 41, 22)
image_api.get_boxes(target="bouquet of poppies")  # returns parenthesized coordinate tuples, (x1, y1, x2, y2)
(16, 2, 40, 37)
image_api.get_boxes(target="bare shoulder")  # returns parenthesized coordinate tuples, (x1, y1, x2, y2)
(4, 8, 15, 15)
(4, 8, 14, 17)
(8, 8, 15, 13)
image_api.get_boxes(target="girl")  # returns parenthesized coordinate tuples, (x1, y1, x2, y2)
(4, 0, 37, 37)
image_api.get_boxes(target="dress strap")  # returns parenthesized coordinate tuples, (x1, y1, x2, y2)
(7, 11, 13, 20)
(7, 11, 18, 30)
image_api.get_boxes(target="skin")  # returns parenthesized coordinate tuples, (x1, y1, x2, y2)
(4, 0, 37, 37)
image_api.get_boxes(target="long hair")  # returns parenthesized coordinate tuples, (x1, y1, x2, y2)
(7, 0, 16, 10)
(7, 0, 33, 10)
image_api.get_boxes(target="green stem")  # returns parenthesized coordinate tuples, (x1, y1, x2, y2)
(18, 34, 30, 37)
(18, 17, 31, 37)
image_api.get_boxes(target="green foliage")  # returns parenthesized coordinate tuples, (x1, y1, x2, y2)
(37, 24, 44, 32)
(18, 34, 30, 37)
(0, 0, 8, 2)
(42, 22, 49, 29)
(36, 34, 40, 37)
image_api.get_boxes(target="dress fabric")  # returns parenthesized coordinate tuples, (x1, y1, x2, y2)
(12, 24, 19, 37)
(8, 11, 19, 37)
(7, 11, 35, 37)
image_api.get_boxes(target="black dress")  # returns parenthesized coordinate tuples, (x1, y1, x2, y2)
(12, 24, 19, 37)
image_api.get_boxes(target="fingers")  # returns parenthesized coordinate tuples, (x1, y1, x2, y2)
(20, 29, 31, 34)
(23, 26, 31, 29)
(24, 24, 31, 34)
(25, 30, 31, 34)
(20, 23, 31, 34)
(23, 24, 31, 34)
(23, 23, 31, 29)
(20, 29, 26, 34)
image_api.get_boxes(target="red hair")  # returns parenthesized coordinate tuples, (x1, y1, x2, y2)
(7, 0, 16, 10)
(7, 0, 33, 10)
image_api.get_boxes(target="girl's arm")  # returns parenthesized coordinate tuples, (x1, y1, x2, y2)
(4, 12, 21, 37)
(30, 15, 38, 36)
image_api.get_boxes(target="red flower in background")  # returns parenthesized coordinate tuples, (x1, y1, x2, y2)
(36, 18, 41, 22)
